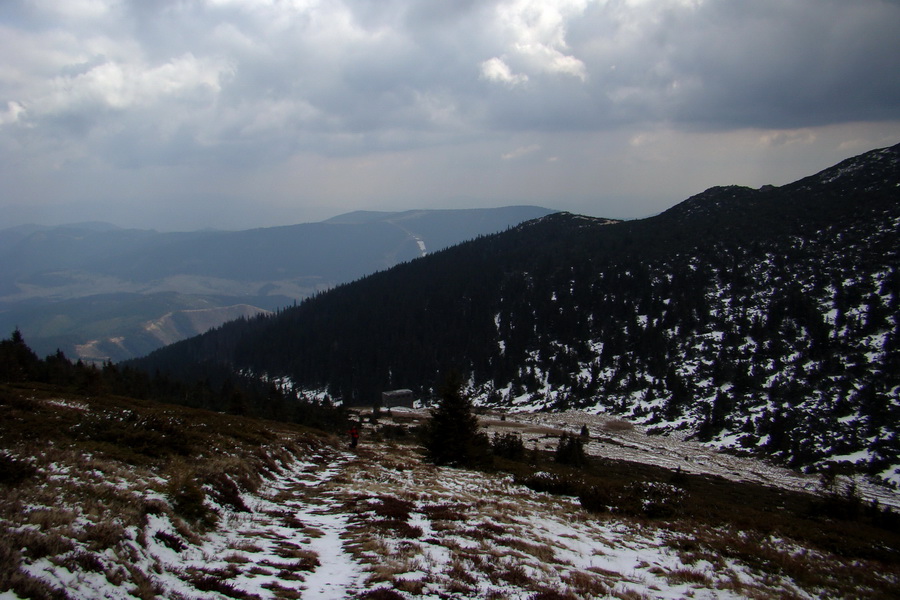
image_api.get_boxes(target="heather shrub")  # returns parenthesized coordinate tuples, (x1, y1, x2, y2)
(169, 477, 218, 528)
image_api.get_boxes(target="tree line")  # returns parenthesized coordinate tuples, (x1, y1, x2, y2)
(1, 329, 347, 432)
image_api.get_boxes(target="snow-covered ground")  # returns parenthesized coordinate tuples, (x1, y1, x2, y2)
(6, 408, 899, 599)
(379, 406, 900, 510)
(481, 409, 900, 510)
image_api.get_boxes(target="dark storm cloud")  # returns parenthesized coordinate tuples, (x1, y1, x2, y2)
(488, 0, 900, 131)
(1, 0, 899, 230)
(655, 0, 900, 128)
(6, 0, 898, 155)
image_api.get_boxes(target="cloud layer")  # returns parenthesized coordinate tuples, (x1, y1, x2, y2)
(2, 0, 899, 229)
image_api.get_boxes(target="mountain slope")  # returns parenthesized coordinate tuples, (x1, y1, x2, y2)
(0, 206, 554, 361)
(3, 377, 898, 600)
(131, 143, 900, 482)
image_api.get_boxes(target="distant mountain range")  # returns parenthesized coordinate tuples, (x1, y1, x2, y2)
(131, 143, 900, 483)
(0, 206, 556, 361)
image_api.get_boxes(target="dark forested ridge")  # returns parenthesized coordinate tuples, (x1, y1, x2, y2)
(131, 143, 900, 482)
(0, 206, 554, 361)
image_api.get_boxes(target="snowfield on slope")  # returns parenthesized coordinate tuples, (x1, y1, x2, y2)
(477, 409, 900, 510)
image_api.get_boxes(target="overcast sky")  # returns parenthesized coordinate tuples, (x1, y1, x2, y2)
(2, 0, 899, 231)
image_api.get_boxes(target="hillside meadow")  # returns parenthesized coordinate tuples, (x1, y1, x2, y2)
(2, 381, 899, 599)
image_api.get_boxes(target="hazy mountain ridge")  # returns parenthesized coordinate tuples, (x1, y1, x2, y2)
(0, 206, 554, 361)
(75, 302, 272, 363)
(132, 143, 900, 484)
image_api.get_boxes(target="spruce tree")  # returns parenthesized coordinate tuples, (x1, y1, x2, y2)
(421, 371, 490, 467)
(554, 433, 586, 466)
(0, 329, 40, 383)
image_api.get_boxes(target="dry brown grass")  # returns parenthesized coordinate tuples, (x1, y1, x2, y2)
(392, 576, 426, 594)
(498, 537, 557, 563)
(562, 569, 610, 597)
(5, 383, 900, 600)
(664, 525, 900, 599)
(664, 566, 714, 586)
(602, 418, 635, 432)
(611, 588, 653, 600)
(0, 381, 330, 600)
(25, 507, 77, 530)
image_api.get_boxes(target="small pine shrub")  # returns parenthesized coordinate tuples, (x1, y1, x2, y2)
(420, 372, 491, 468)
(379, 424, 408, 440)
(628, 480, 685, 518)
(491, 432, 525, 461)
(554, 433, 586, 467)
(0, 453, 36, 485)
(578, 484, 616, 514)
(580, 481, 686, 518)
(515, 471, 583, 496)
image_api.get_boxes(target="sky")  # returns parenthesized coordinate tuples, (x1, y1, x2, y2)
(1, 0, 899, 231)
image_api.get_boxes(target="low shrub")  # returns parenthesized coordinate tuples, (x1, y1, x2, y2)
(367, 496, 414, 521)
(79, 521, 126, 551)
(14, 528, 74, 560)
(491, 432, 526, 461)
(357, 589, 406, 600)
(531, 588, 580, 600)
(515, 471, 583, 497)
(153, 530, 186, 552)
(554, 434, 586, 467)
(56, 550, 105, 573)
(374, 518, 423, 539)
(0, 453, 35, 485)
(580, 481, 686, 519)
(203, 471, 250, 512)
(421, 503, 467, 521)
(169, 477, 218, 528)
(188, 574, 260, 600)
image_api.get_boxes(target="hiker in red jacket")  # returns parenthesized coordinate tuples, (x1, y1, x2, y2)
(349, 425, 360, 449)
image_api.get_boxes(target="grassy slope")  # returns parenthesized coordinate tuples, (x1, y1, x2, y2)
(1, 383, 898, 599)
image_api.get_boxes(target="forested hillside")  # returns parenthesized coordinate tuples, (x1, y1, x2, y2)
(1, 206, 552, 361)
(132, 143, 900, 483)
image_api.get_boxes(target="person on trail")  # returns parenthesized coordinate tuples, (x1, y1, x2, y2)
(349, 425, 360, 449)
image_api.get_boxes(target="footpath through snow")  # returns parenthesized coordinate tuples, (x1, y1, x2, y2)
(270, 453, 365, 599)
(134, 446, 365, 600)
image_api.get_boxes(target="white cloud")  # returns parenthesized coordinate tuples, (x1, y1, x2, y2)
(493, 0, 588, 80)
(758, 130, 816, 148)
(0, 101, 25, 125)
(481, 57, 529, 86)
(32, 54, 231, 116)
(502, 143, 541, 160)
(30, 0, 119, 21)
